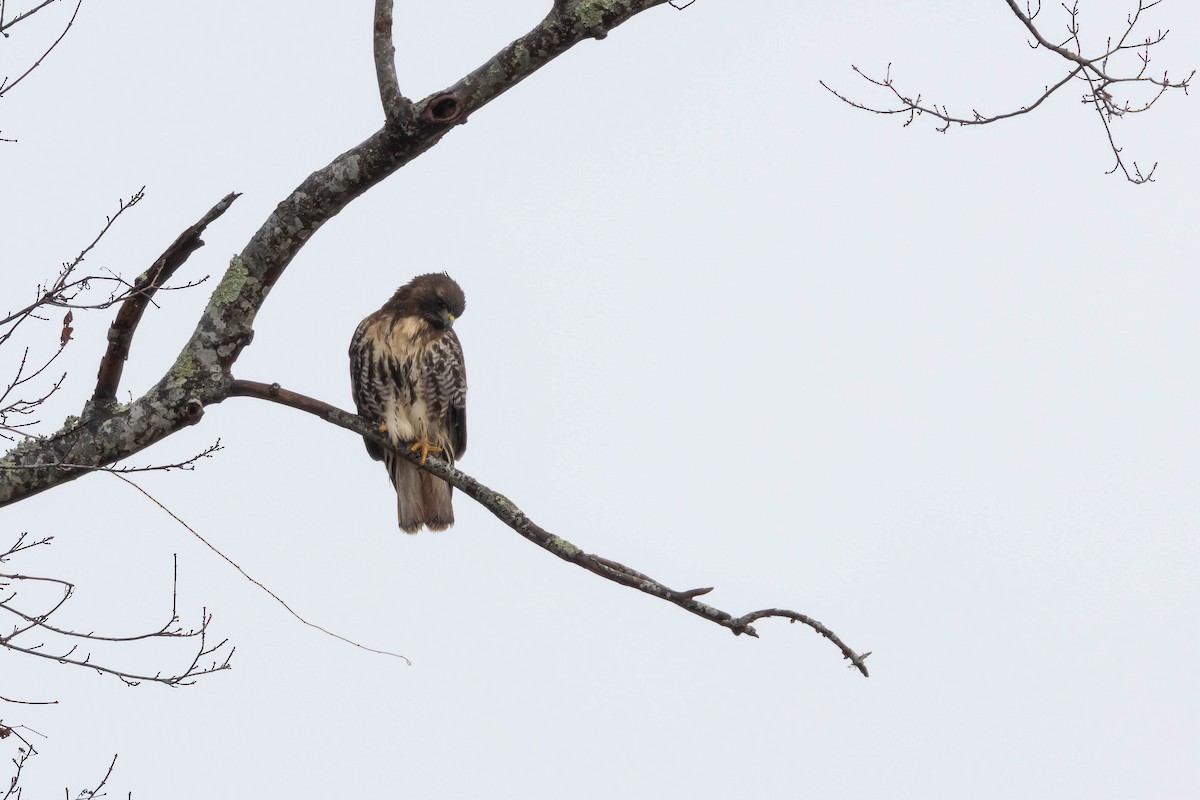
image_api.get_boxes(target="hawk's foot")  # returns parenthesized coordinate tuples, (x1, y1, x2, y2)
(409, 438, 443, 465)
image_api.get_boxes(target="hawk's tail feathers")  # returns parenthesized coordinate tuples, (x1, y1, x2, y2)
(386, 453, 454, 533)
(419, 470, 454, 532)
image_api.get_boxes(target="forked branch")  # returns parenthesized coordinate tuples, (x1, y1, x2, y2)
(821, 0, 1193, 183)
(0, 0, 63, 34)
(1, 188, 146, 337)
(0, 537, 233, 687)
(372, 0, 414, 124)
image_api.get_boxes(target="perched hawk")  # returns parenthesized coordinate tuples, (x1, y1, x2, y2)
(349, 273, 467, 533)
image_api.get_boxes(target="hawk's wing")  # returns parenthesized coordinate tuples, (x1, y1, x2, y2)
(424, 327, 467, 460)
(349, 315, 387, 462)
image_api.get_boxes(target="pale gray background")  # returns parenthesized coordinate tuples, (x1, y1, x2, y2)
(2, 1, 1197, 798)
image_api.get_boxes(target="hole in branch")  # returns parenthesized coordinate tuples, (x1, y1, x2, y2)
(423, 94, 464, 125)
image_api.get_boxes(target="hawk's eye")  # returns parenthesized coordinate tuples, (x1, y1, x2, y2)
(436, 299, 447, 311)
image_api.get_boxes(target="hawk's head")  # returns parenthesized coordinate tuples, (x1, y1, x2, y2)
(388, 272, 466, 331)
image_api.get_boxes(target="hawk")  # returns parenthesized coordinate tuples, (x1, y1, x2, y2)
(349, 273, 467, 533)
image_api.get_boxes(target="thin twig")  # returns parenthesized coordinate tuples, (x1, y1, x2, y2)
(0, 187, 145, 333)
(0, 0, 59, 34)
(0, 695, 57, 706)
(0, 0, 83, 99)
(0, 532, 52, 562)
(0, 441, 222, 474)
(111, 472, 412, 665)
(70, 753, 117, 800)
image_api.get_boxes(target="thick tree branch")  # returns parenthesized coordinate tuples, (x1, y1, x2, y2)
(0, 0, 671, 506)
(225, 379, 871, 676)
(88, 192, 240, 413)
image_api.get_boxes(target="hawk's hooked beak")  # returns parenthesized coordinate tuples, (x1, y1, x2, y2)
(443, 311, 456, 328)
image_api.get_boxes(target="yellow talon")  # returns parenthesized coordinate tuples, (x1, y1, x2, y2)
(409, 438, 443, 465)
(378, 423, 389, 434)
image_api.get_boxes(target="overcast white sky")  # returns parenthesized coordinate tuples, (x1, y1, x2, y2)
(2, 1, 1198, 797)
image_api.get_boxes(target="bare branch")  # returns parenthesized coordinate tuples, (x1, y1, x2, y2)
(226, 380, 871, 676)
(0, 0, 82, 100)
(0, 344, 67, 438)
(821, 61, 1085, 131)
(0, 440, 222, 475)
(0, 541, 233, 686)
(0, 0, 60, 34)
(372, 0, 413, 124)
(0, 187, 144, 334)
(0, 607, 232, 687)
(0, 695, 56, 706)
(1, 725, 120, 799)
(0, 737, 35, 800)
(0, 533, 52, 563)
(822, 0, 1193, 183)
(69, 753, 117, 800)
(88, 192, 240, 413)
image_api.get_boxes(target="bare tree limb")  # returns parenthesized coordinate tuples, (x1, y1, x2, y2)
(0, 440, 222, 474)
(87, 192, 240, 414)
(0, 0, 82, 99)
(1, 189, 152, 438)
(821, 0, 1192, 183)
(0, 696, 56, 705)
(0, 601, 231, 686)
(0, 0, 60, 34)
(0, 188, 145, 335)
(0, 344, 67, 436)
(225, 380, 871, 676)
(0, 732, 36, 800)
(1, 541, 233, 686)
(372, 0, 413, 124)
(820, 61, 1084, 130)
(69, 753, 117, 800)
(0, 532, 51, 562)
